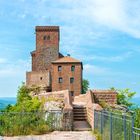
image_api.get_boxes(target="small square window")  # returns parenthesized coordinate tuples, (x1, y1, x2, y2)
(70, 91, 74, 96)
(58, 77, 63, 83)
(40, 77, 43, 80)
(70, 77, 74, 83)
(58, 66, 62, 71)
(43, 35, 50, 40)
(71, 66, 75, 71)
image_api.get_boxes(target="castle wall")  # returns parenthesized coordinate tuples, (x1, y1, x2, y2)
(31, 26, 59, 71)
(26, 71, 50, 87)
(92, 90, 117, 104)
(52, 63, 82, 98)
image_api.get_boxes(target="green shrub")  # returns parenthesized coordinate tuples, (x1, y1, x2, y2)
(91, 129, 102, 140)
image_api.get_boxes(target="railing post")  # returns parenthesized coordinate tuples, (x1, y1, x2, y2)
(123, 114, 127, 140)
(131, 115, 134, 140)
(110, 112, 112, 140)
(94, 110, 96, 130)
(100, 111, 103, 136)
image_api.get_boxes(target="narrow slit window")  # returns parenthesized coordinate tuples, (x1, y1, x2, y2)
(70, 77, 74, 83)
(58, 66, 62, 71)
(43, 35, 50, 40)
(70, 91, 74, 96)
(58, 77, 63, 83)
(71, 66, 75, 71)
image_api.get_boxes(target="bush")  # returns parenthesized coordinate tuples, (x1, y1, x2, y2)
(0, 83, 66, 136)
(0, 83, 51, 136)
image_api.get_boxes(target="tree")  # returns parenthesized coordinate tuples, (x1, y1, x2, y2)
(82, 79, 89, 94)
(134, 108, 140, 128)
(5, 83, 42, 112)
(116, 88, 136, 108)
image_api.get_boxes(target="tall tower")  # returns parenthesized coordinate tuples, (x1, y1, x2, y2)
(26, 26, 60, 89)
(32, 26, 60, 71)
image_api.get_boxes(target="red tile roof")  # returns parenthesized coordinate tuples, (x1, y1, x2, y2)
(52, 56, 81, 64)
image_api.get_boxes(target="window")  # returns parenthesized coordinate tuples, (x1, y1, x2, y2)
(43, 35, 50, 40)
(70, 77, 74, 83)
(58, 77, 63, 83)
(71, 66, 75, 71)
(58, 66, 62, 71)
(43, 36, 47, 40)
(40, 77, 43, 80)
(70, 91, 74, 96)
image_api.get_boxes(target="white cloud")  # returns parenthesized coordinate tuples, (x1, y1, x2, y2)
(79, 51, 133, 62)
(0, 59, 30, 77)
(87, 0, 140, 38)
(84, 64, 110, 75)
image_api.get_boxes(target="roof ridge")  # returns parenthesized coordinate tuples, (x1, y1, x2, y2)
(52, 56, 81, 63)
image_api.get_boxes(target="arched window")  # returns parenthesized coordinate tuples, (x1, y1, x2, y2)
(43, 35, 50, 41)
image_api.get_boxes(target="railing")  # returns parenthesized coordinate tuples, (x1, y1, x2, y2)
(94, 110, 140, 140)
(0, 110, 72, 136)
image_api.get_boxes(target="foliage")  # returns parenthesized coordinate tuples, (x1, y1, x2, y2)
(0, 83, 67, 136)
(3, 83, 42, 112)
(82, 79, 89, 94)
(99, 101, 110, 109)
(91, 129, 102, 140)
(110, 87, 136, 108)
(94, 110, 133, 140)
(0, 112, 50, 136)
(117, 88, 136, 108)
(0, 83, 52, 136)
(134, 108, 140, 128)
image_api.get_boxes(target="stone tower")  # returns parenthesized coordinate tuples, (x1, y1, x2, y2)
(32, 26, 60, 71)
(26, 26, 60, 89)
(26, 25, 82, 97)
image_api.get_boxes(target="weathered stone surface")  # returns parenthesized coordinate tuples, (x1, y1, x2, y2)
(92, 90, 117, 104)
(52, 62, 82, 98)
(26, 26, 83, 98)
(26, 71, 50, 87)
(3, 131, 96, 140)
(44, 101, 64, 111)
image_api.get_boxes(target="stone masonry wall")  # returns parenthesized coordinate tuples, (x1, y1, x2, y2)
(92, 90, 117, 104)
(31, 26, 59, 71)
(51, 63, 82, 98)
(26, 26, 60, 87)
(26, 71, 50, 87)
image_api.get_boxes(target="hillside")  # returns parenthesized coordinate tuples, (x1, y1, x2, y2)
(0, 97, 16, 110)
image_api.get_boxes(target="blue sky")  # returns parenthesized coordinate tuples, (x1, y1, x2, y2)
(0, 0, 140, 97)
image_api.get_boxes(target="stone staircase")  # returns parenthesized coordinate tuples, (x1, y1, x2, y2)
(73, 106, 87, 121)
(73, 105, 91, 131)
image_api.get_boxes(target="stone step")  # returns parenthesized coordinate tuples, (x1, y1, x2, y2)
(73, 107, 86, 109)
(73, 106, 86, 107)
(73, 114, 87, 117)
(73, 109, 86, 112)
(74, 118, 87, 121)
(74, 127, 91, 131)
(73, 111, 86, 114)
(73, 121, 91, 131)
(73, 112, 87, 115)
(73, 108, 86, 111)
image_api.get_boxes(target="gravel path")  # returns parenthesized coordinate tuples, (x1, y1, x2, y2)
(2, 131, 96, 140)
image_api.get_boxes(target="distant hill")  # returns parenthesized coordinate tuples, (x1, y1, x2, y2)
(0, 97, 16, 110)
(131, 97, 140, 107)
(0, 96, 139, 110)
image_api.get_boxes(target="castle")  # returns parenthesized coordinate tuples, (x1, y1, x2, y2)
(26, 26, 117, 130)
(26, 26, 83, 97)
